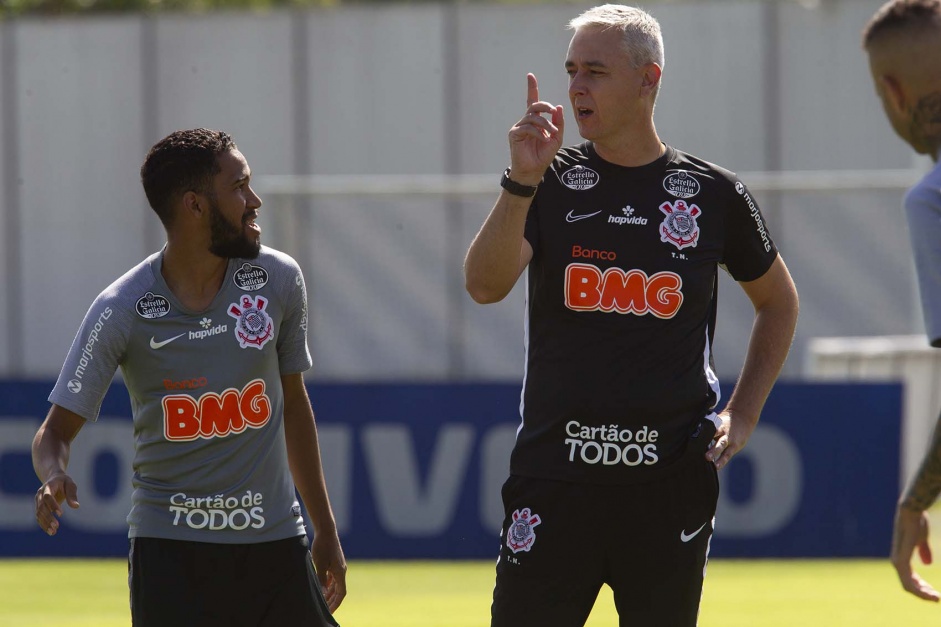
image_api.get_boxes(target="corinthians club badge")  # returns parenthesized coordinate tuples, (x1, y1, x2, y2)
(506, 507, 541, 554)
(228, 295, 274, 350)
(659, 199, 701, 250)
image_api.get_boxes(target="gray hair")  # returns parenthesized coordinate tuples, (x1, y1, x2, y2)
(568, 4, 665, 70)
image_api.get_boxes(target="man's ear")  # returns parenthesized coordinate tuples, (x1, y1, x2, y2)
(640, 63, 662, 97)
(181, 190, 203, 218)
(879, 74, 908, 114)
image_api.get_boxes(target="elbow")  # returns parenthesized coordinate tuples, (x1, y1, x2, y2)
(465, 280, 508, 305)
(787, 284, 800, 321)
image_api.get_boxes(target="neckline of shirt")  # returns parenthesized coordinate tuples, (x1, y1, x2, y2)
(150, 248, 238, 316)
(583, 141, 676, 178)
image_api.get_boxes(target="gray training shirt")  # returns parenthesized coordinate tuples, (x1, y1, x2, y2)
(49, 246, 312, 543)
(905, 154, 941, 347)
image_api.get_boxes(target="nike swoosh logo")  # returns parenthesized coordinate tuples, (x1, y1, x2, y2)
(565, 209, 602, 223)
(149, 333, 186, 350)
(680, 522, 708, 543)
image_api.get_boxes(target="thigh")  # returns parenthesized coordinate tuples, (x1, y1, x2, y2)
(128, 537, 231, 627)
(608, 459, 719, 627)
(243, 536, 340, 627)
(491, 476, 603, 627)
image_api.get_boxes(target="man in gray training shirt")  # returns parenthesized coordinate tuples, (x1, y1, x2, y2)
(864, 0, 941, 603)
(32, 129, 347, 626)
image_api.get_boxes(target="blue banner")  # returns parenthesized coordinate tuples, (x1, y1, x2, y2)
(0, 381, 900, 558)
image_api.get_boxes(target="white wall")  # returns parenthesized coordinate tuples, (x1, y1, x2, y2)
(0, 23, 11, 376)
(15, 19, 150, 376)
(0, 0, 923, 382)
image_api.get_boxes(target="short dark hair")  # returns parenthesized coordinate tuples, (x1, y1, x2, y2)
(140, 128, 236, 227)
(862, 0, 941, 49)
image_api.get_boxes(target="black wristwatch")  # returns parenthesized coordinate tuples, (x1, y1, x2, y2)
(500, 168, 539, 198)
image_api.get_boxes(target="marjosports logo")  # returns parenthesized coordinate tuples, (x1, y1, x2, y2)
(71, 307, 114, 391)
(228, 295, 274, 350)
(564, 421, 660, 467)
(506, 508, 541, 554)
(564, 263, 683, 318)
(735, 181, 773, 253)
(162, 378, 272, 441)
(169, 490, 266, 531)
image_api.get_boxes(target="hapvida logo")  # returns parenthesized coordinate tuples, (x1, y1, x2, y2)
(189, 324, 227, 341)
(608, 205, 647, 226)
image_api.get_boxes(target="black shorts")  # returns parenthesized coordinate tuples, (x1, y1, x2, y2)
(128, 535, 339, 627)
(491, 455, 719, 627)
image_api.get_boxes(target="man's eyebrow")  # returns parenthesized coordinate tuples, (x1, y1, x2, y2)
(565, 60, 609, 69)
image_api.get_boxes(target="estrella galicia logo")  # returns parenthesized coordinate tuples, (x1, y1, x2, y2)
(233, 263, 269, 292)
(560, 165, 600, 191)
(663, 170, 701, 199)
(136, 292, 171, 319)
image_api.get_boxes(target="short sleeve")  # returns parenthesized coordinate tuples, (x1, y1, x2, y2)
(276, 261, 313, 375)
(48, 295, 129, 422)
(905, 185, 941, 346)
(720, 177, 778, 282)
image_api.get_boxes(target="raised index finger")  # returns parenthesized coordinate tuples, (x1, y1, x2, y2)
(527, 73, 539, 107)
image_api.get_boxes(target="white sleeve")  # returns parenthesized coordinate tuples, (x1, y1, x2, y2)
(905, 185, 941, 347)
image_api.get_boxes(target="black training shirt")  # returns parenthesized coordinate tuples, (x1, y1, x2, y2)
(512, 142, 777, 485)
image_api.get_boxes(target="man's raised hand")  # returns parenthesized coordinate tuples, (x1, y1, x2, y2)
(507, 73, 564, 185)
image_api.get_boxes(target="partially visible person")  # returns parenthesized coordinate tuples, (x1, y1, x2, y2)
(465, 5, 798, 625)
(32, 128, 347, 625)
(863, 0, 941, 603)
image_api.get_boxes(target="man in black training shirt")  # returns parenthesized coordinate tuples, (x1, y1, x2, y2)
(464, 5, 799, 626)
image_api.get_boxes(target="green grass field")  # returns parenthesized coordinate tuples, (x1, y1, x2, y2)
(1, 557, 939, 626)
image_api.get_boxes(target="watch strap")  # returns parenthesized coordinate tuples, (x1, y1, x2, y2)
(500, 168, 539, 198)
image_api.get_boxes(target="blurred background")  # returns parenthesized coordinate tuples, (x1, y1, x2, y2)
(0, 0, 938, 565)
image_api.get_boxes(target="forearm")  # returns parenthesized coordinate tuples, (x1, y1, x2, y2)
(284, 410, 338, 536)
(32, 424, 72, 483)
(464, 191, 531, 303)
(724, 295, 798, 421)
(901, 419, 941, 511)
